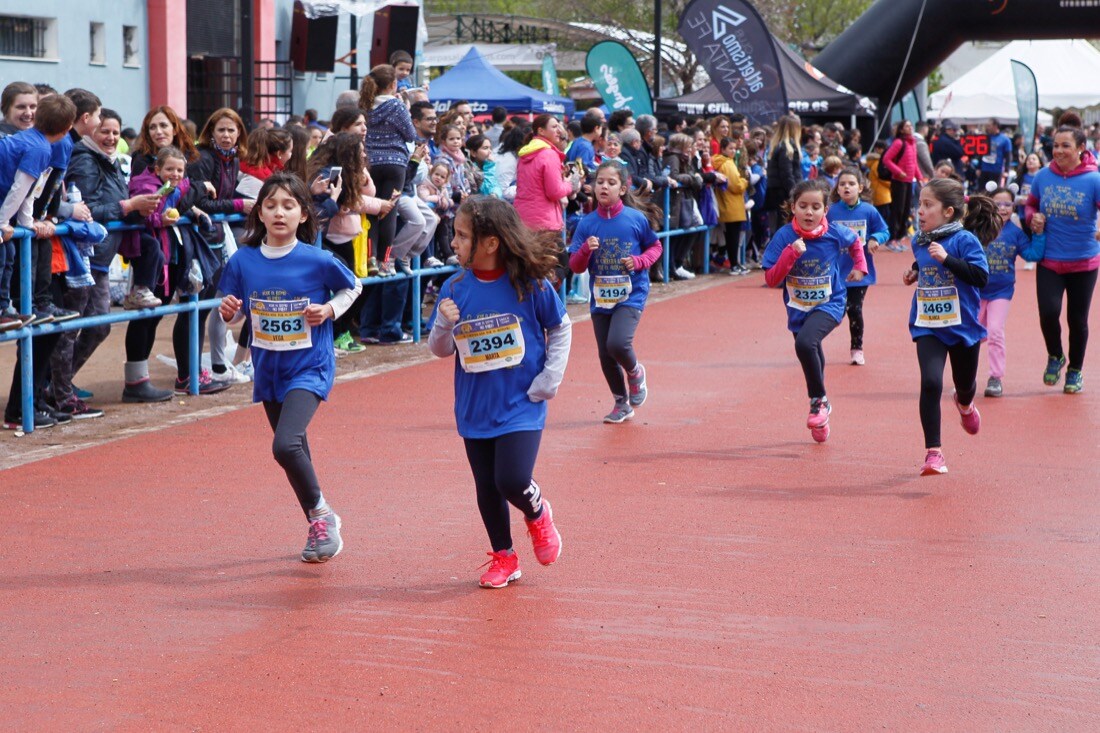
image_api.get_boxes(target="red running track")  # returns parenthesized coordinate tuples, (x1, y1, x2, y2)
(2, 253, 1098, 729)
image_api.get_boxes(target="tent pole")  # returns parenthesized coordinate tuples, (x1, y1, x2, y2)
(654, 0, 662, 98)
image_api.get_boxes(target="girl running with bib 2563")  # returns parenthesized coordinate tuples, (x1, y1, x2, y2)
(762, 179, 867, 443)
(218, 173, 362, 562)
(568, 161, 664, 424)
(902, 179, 998, 476)
(828, 167, 889, 366)
(429, 195, 571, 589)
(978, 187, 1046, 397)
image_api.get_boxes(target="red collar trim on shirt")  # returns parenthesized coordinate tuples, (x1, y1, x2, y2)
(473, 267, 505, 280)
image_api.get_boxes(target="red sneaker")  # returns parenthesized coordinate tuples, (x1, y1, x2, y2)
(479, 550, 521, 588)
(953, 391, 981, 435)
(525, 498, 562, 565)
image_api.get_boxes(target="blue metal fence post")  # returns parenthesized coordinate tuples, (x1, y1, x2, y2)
(703, 228, 712, 274)
(411, 255, 422, 343)
(18, 231, 34, 433)
(188, 294, 200, 395)
(662, 187, 671, 284)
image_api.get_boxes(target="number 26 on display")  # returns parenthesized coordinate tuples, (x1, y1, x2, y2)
(468, 332, 517, 353)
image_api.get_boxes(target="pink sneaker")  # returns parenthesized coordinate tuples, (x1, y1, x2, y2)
(479, 550, 521, 588)
(807, 397, 831, 429)
(953, 392, 981, 435)
(920, 450, 948, 476)
(811, 423, 831, 443)
(525, 498, 562, 565)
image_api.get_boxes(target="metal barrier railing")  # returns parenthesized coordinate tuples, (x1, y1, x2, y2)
(4, 185, 724, 433)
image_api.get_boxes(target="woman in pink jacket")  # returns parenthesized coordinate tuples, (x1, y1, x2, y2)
(513, 114, 580, 233)
(882, 119, 923, 249)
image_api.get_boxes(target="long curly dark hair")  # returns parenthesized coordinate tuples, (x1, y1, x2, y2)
(455, 195, 561, 302)
(306, 132, 366, 210)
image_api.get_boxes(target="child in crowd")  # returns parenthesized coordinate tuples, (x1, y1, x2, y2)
(568, 161, 663, 423)
(828, 167, 890, 365)
(464, 134, 501, 197)
(866, 140, 892, 227)
(902, 179, 997, 475)
(0, 94, 77, 330)
(712, 136, 748, 275)
(390, 50, 416, 92)
(218, 173, 362, 562)
(123, 147, 200, 310)
(236, 127, 293, 200)
(428, 195, 569, 588)
(307, 132, 392, 349)
(745, 140, 768, 266)
(420, 162, 459, 266)
(933, 160, 962, 182)
(603, 133, 625, 166)
(1016, 152, 1042, 218)
(436, 123, 470, 201)
(802, 141, 821, 179)
(821, 155, 844, 189)
(762, 179, 867, 442)
(979, 187, 1047, 397)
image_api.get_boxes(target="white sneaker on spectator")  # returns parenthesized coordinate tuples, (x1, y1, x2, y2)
(425, 256, 445, 267)
(674, 266, 696, 280)
(210, 363, 251, 386)
(235, 360, 254, 380)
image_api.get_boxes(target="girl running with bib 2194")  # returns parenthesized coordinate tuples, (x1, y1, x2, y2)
(902, 179, 998, 476)
(762, 179, 867, 443)
(568, 161, 664, 424)
(429, 195, 571, 589)
(218, 173, 362, 562)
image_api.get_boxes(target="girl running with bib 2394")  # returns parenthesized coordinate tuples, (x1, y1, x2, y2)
(429, 195, 571, 589)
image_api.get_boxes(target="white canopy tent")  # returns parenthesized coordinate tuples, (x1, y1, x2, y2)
(928, 40, 1100, 125)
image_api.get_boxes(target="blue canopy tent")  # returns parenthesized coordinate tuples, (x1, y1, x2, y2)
(429, 47, 576, 117)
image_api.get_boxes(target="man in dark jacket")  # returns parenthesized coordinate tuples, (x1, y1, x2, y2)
(930, 119, 966, 175)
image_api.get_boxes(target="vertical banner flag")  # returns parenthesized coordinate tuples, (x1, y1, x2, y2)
(542, 53, 559, 97)
(585, 41, 654, 116)
(1011, 60, 1038, 154)
(677, 0, 786, 125)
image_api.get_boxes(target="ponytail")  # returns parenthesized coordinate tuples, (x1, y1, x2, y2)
(358, 64, 397, 111)
(963, 194, 1001, 246)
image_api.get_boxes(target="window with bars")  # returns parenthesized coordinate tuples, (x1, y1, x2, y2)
(0, 15, 50, 58)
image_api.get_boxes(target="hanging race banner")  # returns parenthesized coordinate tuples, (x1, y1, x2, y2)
(585, 41, 654, 117)
(1011, 60, 1038, 155)
(541, 53, 558, 97)
(677, 0, 786, 125)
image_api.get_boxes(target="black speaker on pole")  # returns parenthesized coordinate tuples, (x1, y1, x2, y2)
(369, 3, 419, 69)
(290, 0, 339, 73)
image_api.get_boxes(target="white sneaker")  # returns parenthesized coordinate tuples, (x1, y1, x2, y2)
(425, 256, 445, 267)
(674, 266, 696, 280)
(209, 363, 251, 385)
(850, 349, 865, 366)
(234, 360, 254, 380)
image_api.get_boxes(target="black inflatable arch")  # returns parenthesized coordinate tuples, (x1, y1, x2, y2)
(813, 0, 1100, 107)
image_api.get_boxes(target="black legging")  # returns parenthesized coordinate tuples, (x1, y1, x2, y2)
(724, 221, 744, 266)
(1036, 265, 1098, 371)
(889, 180, 913, 241)
(916, 336, 980, 449)
(463, 430, 544, 552)
(591, 306, 642, 400)
(322, 238, 357, 336)
(263, 389, 323, 517)
(367, 163, 407, 261)
(794, 309, 839, 399)
(846, 286, 867, 350)
(124, 262, 213, 378)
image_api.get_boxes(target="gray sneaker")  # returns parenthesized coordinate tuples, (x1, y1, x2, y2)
(627, 363, 647, 407)
(301, 512, 343, 563)
(984, 376, 1003, 398)
(603, 400, 634, 424)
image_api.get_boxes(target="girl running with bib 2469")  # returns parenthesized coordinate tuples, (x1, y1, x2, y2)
(762, 179, 867, 443)
(428, 195, 571, 589)
(902, 179, 998, 476)
(218, 173, 362, 562)
(568, 160, 664, 424)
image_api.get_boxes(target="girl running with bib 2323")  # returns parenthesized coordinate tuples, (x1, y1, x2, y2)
(762, 179, 867, 443)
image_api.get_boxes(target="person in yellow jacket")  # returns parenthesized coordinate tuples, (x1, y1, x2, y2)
(866, 140, 892, 224)
(713, 136, 750, 274)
